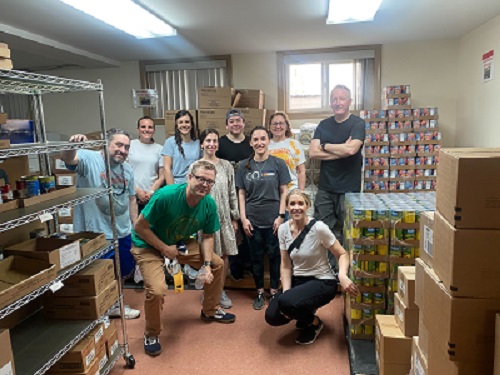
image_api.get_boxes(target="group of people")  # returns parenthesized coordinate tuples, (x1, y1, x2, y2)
(60, 84, 363, 356)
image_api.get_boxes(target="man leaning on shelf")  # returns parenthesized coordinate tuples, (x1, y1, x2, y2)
(60, 128, 140, 319)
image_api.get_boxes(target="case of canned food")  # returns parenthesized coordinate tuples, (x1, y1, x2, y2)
(389, 144, 416, 156)
(365, 157, 389, 167)
(412, 107, 438, 118)
(389, 157, 415, 167)
(365, 133, 389, 143)
(365, 169, 389, 179)
(383, 85, 411, 96)
(365, 145, 390, 156)
(365, 121, 387, 130)
(415, 131, 441, 142)
(388, 121, 412, 130)
(388, 109, 412, 119)
(384, 97, 411, 107)
(389, 132, 416, 143)
(416, 143, 440, 154)
(413, 119, 438, 129)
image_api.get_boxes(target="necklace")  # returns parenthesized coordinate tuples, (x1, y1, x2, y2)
(254, 157, 268, 177)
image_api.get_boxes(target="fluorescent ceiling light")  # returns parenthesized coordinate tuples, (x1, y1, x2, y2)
(327, 0, 383, 24)
(60, 0, 176, 39)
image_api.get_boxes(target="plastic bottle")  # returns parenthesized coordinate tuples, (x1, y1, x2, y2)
(195, 266, 208, 290)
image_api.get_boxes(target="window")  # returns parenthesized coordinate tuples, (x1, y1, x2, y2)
(140, 56, 232, 121)
(278, 46, 381, 119)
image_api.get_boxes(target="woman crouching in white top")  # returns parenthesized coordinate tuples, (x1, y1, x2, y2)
(265, 189, 359, 345)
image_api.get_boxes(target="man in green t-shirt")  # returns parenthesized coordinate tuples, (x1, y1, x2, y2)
(132, 160, 236, 357)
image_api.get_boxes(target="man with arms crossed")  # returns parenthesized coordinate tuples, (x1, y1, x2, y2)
(309, 85, 365, 246)
(132, 160, 236, 357)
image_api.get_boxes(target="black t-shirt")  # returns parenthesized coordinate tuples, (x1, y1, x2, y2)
(313, 114, 365, 193)
(216, 135, 253, 167)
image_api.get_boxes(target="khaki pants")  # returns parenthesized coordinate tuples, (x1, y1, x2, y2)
(131, 239, 224, 337)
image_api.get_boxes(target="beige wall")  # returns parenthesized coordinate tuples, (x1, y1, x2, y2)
(381, 40, 459, 147)
(456, 14, 500, 147)
(40, 62, 145, 141)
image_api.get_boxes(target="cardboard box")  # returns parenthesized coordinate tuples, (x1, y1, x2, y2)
(0, 156, 30, 186)
(19, 185, 77, 208)
(0, 329, 15, 375)
(54, 172, 76, 187)
(397, 266, 416, 309)
(394, 293, 419, 337)
(419, 211, 434, 268)
(414, 258, 425, 310)
(5, 237, 81, 272)
(375, 315, 412, 375)
(57, 207, 73, 224)
(54, 259, 115, 297)
(44, 280, 119, 320)
(238, 108, 266, 129)
(96, 345, 108, 372)
(0, 298, 42, 330)
(436, 148, 500, 229)
(0, 44, 10, 59)
(234, 89, 265, 109)
(164, 110, 197, 137)
(103, 317, 116, 342)
(51, 156, 69, 173)
(50, 334, 96, 373)
(106, 329, 119, 358)
(0, 256, 56, 310)
(66, 232, 107, 258)
(0, 59, 13, 70)
(0, 139, 10, 149)
(411, 337, 428, 375)
(433, 210, 500, 298)
(198, 87, 234, 109)
(495, 313, 500, 375)
(420, 258, 500, 362)
(197, 108, 228, 132)
(87, 323, 105, 351)
(0, 113, 7, 124)
(59, 223, 74, 234)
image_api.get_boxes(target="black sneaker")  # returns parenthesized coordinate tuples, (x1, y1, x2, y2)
(295, 318, 324, 345)
(201, 309, 236, 324)
(253, 292, 265, 310)
(295, 320, 308, 330)
(144, 336, 161, 356)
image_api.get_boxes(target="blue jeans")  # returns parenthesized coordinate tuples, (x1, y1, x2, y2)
(247, 226, 281, 290)
(101, 234, 135, 279)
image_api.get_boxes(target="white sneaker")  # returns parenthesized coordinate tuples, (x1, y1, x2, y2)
(109, 305, 140, 320)
(220, 290, 232, 309)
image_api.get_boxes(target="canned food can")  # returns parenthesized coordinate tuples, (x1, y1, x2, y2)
(363, 227, 376, 239)
(376, 210, 388, 220)
(16, 179, 27, 195)
(363, 278, 374, 287)
(362, 293, 373, 304)
(378, 262, 388, 273)
(353, 209, 364, 220)
(390, 246, 401, 256)
(374, 293, 384, 305)
(404, 228, 416, 240)
(351, 227, 361, 239)
(351, 308, 362, 320)
(352, 244, 363, 254)
(377, 245, 388, 256)
(364, 325, 374, 335)
(366, 261, 376, 272)
(26, 179, 41, 197)
(0, 184, 13, 201)
(403, 246, 415, 258)
(362, 308, 374, 320)
(39, 176, 56, 194)
(353, 276, 364, 285)
(350, 325, 362, 335)
(364, 245, 376, 255)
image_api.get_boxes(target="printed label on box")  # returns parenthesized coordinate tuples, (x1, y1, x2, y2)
(423, 225, 433, 256)
(59, 241, 81, 269)
(58, 207, 72, 217)
(109, 339, 119, 357)
(86, 348, 96, 367)
(399, 279, 406, 296)
(94, 327, 104, 344)
(55, 159, 66, 169)
(414, 354, 424, 375)
(59, 224, 74, 233)
(0, 362, 13, 375)
(396, 304, 403, 321)
(57, 175, 74, 186)
(99, 353, 108, 370)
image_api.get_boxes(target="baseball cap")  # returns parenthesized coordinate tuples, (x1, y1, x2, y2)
(226, 108, 245, 122)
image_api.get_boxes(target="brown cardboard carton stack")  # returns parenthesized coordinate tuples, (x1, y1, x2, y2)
(375, 314, 413, 375)
(164, 109, 197, 138)
(394, 266, 419, 337)
(412, 147, 500, 375)
(0, 42, 13, 70)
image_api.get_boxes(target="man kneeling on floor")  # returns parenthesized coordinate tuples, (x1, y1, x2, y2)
(132, 160, 236, 356)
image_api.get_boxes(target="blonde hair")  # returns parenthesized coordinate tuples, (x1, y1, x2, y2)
(286, 189, 312, 207)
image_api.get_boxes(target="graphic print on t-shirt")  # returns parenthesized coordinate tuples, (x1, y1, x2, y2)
(165, 214, 200, 243)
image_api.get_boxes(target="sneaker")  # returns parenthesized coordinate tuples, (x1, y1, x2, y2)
(184, 264, 199, 280)
(295, 318, 324, 345)
(253, 292, 265, 310)
(220, 290, 232, 309)
(295, 320, 308, 330)
(108, 305, 140, 320)
(144, 336, 161, 356)
(201, 309, 236, 324)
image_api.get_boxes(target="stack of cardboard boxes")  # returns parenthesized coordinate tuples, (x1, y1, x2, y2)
(412, 148, 500, 374)
(164, 87, 273, 139)
(0, 42, 13, 70)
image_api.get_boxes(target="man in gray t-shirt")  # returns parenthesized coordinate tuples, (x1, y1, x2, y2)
(61, 128, 140, 319)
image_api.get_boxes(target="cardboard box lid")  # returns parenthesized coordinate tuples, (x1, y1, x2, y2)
(436, 148, 500, 229)
(375, 314, 413, 364)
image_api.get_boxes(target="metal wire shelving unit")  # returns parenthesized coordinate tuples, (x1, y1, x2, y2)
(0, 68, 135, 373)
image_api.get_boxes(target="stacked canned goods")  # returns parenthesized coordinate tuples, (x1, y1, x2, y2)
(12, 175, 57, 199)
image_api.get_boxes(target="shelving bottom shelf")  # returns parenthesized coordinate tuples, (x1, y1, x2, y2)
(10, 305, 125, 375)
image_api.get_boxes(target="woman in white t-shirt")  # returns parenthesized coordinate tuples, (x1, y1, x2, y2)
(268, 112, 306, 191)
(128, 116, 164, 212)
(265, 189, 359, 345)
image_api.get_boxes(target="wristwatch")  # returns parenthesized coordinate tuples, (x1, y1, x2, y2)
(278, 213, 286, 219)
(203, 261, 212, 267)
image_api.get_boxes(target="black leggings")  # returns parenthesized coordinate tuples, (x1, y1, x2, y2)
(265, 276, 338, 326)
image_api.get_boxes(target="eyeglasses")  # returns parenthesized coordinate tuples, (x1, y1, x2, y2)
(271, 121, 286, 127)
(192, 174, 215, 186)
